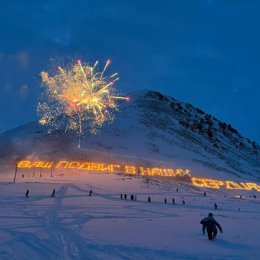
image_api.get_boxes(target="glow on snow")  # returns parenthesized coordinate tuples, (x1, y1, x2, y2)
(37, 60, 129, 147)
(17, 160, 260, 192)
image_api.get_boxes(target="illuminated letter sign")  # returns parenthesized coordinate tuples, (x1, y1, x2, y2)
(16, 160, 260, 192)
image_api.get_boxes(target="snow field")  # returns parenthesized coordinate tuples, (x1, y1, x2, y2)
(0, 173, 259, 260)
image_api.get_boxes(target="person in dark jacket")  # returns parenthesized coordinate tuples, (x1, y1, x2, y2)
(200, 213, 223, 240)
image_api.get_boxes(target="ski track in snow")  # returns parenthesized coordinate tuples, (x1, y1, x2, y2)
(0, 175, 259, 260)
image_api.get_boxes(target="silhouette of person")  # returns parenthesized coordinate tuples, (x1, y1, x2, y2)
(148, 196, 151, 202)
(89, 190, 93, 196)
(120, 194, 123, 200)
(164, 198, 167, 204)
(214, 203, 218, 210)
(172, 198, 175, 205)
(26, 189, 29, 198)
(124, 194, 127, 200)
(200, 212, 223, 240)
(51, 189, 55, 197)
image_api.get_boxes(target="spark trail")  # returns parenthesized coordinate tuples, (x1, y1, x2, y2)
(37, 60, 128, 148)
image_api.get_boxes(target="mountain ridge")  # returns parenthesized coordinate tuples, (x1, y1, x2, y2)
(0, 90, 259, 181)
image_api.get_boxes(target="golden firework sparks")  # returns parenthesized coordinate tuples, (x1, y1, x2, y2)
(37, 60, 128, 147)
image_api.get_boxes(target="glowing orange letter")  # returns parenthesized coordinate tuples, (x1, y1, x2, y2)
(79, 162, 91, 170)
(17, 160, 31, 168)
(244, 183, 260, 192)
(139, 167, 151, 176)
(56, 161, 69, 168)
(125, 166, 136, 175)
(191, 178, 206, 187)
(68, 162, 81, 169)
(109, 164, 121, 173)
(239, 182, 251, 191)
(225, 181, 243, 190)
(151, 168, 163, 176)
(204, 179, 224, 189)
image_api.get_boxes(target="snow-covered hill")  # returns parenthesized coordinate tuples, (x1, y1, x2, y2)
(0, 173, 259, 260)
(0, 90, 260, 181)
(0, 90, 260, 260)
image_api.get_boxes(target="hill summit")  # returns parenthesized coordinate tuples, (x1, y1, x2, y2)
(0, 90, 259, 181)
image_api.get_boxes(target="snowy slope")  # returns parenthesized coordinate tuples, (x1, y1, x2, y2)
(0, 90, 260, 260)
(0, 90, 259, 181)
(0, 173, 259, 260)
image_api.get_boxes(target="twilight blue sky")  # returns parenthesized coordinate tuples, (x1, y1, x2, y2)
(0, 0, 260, 142)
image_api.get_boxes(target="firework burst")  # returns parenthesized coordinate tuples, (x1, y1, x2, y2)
(37, 60, 129, 148)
